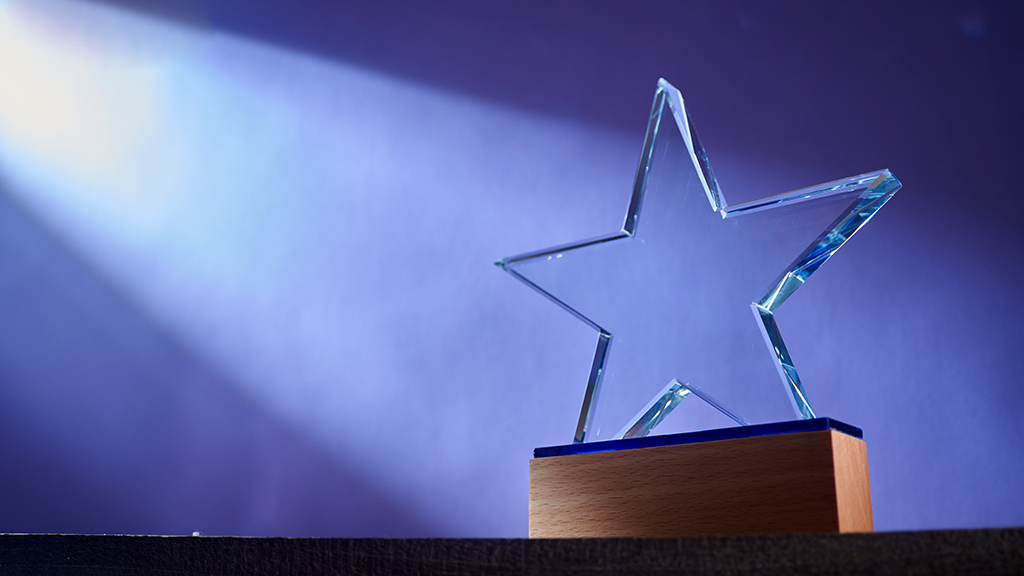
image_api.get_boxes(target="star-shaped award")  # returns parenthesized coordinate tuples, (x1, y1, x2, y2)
(497, 79, 901, 444)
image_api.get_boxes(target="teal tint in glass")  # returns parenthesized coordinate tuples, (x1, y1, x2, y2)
(618, 380, 748, 440)
(497, 79, 901, 444)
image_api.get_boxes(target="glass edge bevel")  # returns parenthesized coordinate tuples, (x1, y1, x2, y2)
(681, 381, 751, 426)
(574, 331, 612, 443)
(617, 378, 750, 440)
(758, 169, 901, 312)
(658, 78, 725, 213)
(495, 231, 630, 268)
(752, 303, 815, 420)
(493, 258, 615, 444)
(724, 169, 891, 218)
(498, 267, 604, 333)
(616, 379, 690, 439)
(622, 85, 669, 236)
(750, 169, 901, 420)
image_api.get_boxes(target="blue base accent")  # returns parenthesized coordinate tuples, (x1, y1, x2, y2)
(534, 417, 862, 458)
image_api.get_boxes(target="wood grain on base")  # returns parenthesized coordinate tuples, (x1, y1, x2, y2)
(832, 430, 873, 532)
(529, 429, 872, 538)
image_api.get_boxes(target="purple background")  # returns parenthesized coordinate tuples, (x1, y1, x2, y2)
(0, 0, 1021, 536)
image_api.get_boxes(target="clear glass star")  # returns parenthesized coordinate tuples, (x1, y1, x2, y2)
(497, 79, 901, 443)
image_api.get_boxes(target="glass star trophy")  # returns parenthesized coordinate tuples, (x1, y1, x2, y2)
(500, 79, 901, 538)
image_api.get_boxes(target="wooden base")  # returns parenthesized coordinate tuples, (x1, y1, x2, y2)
(529, 427, 872, 538)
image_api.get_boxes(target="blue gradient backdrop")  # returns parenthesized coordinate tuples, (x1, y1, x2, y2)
(0, 0, 1020, 536)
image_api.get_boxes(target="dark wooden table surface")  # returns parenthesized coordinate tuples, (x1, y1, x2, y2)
(2, 529, 1022, 575)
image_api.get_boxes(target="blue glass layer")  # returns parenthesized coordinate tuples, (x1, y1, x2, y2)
(534, 417, 862, 458)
